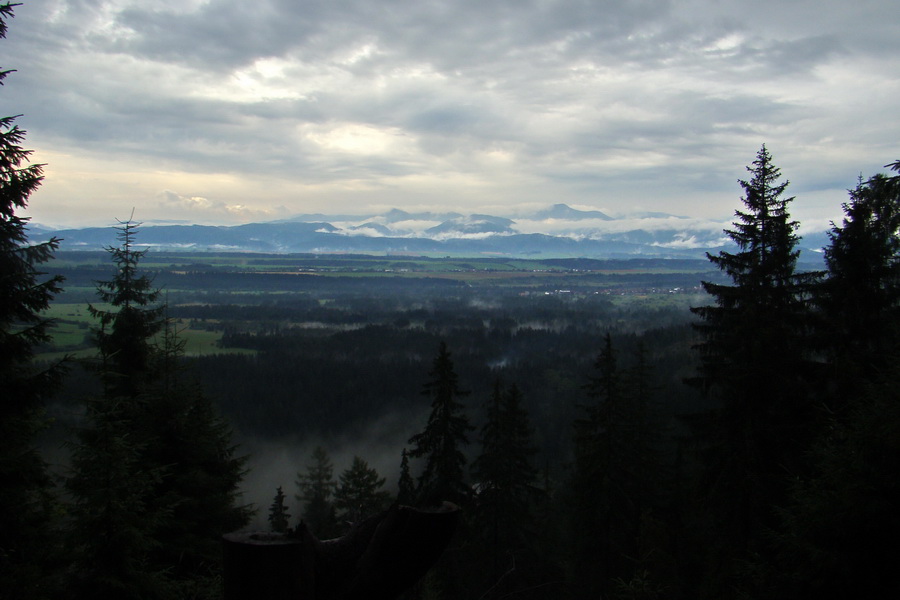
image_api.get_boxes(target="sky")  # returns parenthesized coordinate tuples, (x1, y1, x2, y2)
(4, 0, 899, 230)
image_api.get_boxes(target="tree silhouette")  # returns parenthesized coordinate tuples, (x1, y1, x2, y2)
(296, 446, 339, 538)
(689, 145, 816, 589)
(408, 341, 473, 506)
(570, 333, 624, 597)
(817, 168, 900, 411)
(0, 4, 65, 595)
(268, 487, 291, 533)
(70, 221, 250, 594)
(89, 217, 164, 398)
(470, 380, 542, 597)
(759, 163, 900, 599)
(334, 456, 392, 524)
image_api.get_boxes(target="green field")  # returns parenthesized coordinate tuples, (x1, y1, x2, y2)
(38, 303, 254, 361)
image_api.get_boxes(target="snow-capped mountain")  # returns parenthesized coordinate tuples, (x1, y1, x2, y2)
(27, 204, 829, 262)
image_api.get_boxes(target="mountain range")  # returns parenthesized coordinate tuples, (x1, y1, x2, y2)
(28, 203, 829, 262)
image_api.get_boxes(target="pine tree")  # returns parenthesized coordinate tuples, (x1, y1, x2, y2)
(141, 383, 251, 581)
(689, 145, 815, 587)
(334, 456, 392, 524)
(407, 341, 474, 506)
(472, 381, 539, 542)
(470, 380, 542, 596)
(619, 341, 663, 518)
(69, 223, 250, 593)
(268, 487, 291, 533)
(136, 312, 251, 580)
(756, 163, 900, 599)
(818, 168, 900, 409)
(295, 446, 339, 538)
(568, 336, 674, 598)
(0, 4, 65, 595)
(89, 217, 164, 398)
(569, 333, 626, 597)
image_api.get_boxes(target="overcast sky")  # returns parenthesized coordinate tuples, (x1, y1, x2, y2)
(4, 0, 898, 229)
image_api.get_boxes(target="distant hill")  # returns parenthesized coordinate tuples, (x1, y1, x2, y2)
(28, 204, 829, 263)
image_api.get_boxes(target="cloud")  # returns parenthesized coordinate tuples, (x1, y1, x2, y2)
(7, 1, 900, 228)
(157, 190, 288, 222)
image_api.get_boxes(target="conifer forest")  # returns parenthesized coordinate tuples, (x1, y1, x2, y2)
(4, 5, 900, 600)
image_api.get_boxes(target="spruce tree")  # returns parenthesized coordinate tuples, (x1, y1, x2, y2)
(569, 333, 626, 597)
(334, 456, 392, 524)
(295, 446, 339, 538)
(134, 304, 250, 584)
(141, 379, 251, 581)
(818, 168, 900, 407)
(471, 381, 539, 543)
(89, 217, 164, 398)
(407, 341, 474, 506)
(69, 222, 250, 593)
(0, 4, 65, 595)
(268, 487, 291, 533)
(470, 380, 542, 596)
(689, 145, 815, 586)
(757, 163, 900, 599)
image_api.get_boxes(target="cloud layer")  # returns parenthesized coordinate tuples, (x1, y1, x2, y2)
(5, 0, 899, 227)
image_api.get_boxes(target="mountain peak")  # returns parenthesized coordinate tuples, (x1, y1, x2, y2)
(425, 214, 516, 236)
(533, 204, 614, 221)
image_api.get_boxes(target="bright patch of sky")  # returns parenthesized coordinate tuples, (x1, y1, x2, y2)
(4, 0, 898, 229)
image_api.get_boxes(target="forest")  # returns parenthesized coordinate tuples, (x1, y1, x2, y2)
(4, 6, 900, 600)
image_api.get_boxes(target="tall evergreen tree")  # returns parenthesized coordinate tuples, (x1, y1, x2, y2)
(408, 341, 474, 506)
(470, 380, 543, 598)
(689, 145, 815, 588)
(756, 162, 900, 599)
(135, 308, 250, 584)
(0, 4, 65, 595)
(817, 168, 900, 408)
(569, 333, 628, 597)
(69, 222, 250, 594)
(618, 341, 665, 519)
(140, 378, 251, 581)
(295, 446, 339, 538)
(89, 217, 164, 398)
(334, 456, 392, 524)
(472, 381, 539, 545)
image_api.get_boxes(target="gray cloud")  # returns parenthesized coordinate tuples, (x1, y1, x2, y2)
(5, 0, 899, 226)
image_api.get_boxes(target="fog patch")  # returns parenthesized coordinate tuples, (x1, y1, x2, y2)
(235, 405, 430, 531)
